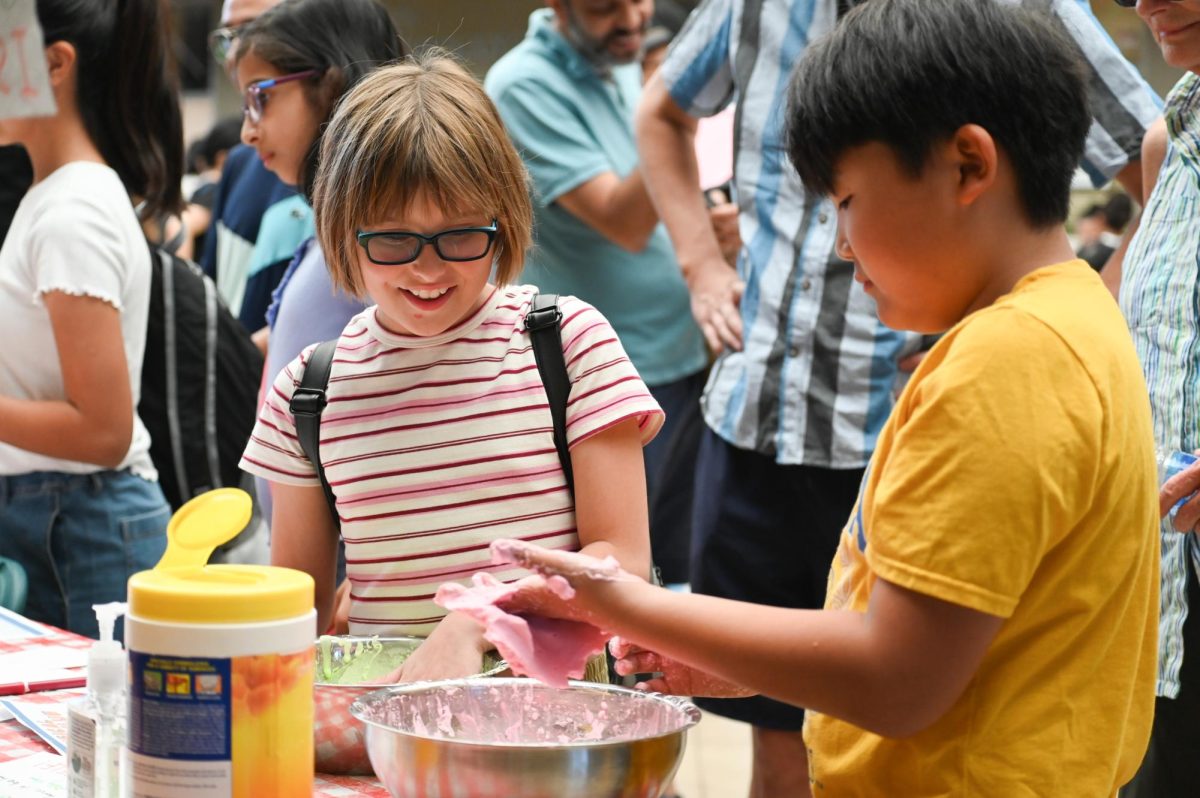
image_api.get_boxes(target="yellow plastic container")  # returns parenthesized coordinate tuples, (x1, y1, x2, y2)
(125, 489, 316, 797)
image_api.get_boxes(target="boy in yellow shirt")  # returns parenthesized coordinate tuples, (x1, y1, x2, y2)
(487, 0, 1160, 794)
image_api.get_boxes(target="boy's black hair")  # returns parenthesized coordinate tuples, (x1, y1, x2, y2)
(786, 0, 1091, 228)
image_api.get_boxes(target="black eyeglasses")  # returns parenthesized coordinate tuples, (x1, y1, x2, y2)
(356, 220, 499, 265)
(1113, 0, 1180, 6)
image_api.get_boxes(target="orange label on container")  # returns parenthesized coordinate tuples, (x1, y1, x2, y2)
(129, 648, 314, 797)
(231, 650, 313, 796)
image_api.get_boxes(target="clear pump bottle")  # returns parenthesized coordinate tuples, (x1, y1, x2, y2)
(66, 602, 127, 798)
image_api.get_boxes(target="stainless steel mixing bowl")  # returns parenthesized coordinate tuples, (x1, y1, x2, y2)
(350, 677, 701, 798)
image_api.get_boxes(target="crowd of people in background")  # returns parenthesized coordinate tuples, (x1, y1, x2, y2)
(2, 0, 1200, 795)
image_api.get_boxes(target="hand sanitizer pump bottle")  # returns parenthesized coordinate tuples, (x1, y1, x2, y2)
(66, 602, 128, 798)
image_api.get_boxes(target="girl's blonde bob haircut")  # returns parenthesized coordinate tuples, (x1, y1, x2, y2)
(313, 54, 533, 297)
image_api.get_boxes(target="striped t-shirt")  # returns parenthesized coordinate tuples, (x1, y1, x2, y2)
(241, 284, 663, 635)
(1121, 71, 1200, 699)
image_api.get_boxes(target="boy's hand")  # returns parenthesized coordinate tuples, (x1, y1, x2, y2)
(388, 611, 491, 683)
(1162, 455, 1200, 532)
(490, 574, 598, 625)
(610, 637, 756, 698)
(490, 540, 640, 621)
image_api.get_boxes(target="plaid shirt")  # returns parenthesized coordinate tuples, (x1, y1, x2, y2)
(661, 0, 1161, 467)
(1121, 71, 1200, 699)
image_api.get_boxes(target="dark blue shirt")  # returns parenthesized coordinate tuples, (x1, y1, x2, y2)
(199, 144, 301, 331)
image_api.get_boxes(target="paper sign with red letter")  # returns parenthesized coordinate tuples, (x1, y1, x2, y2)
(0, 0, 56, 120)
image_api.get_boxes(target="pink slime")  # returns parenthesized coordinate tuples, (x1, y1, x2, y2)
(434, 571, 609, 689)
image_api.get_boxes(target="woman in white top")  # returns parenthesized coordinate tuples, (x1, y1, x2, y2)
(0, 0, 183, 638)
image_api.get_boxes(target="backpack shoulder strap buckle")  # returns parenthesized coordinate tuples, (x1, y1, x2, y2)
(289, 386, 328, 418)
(291, 339, 340, 530)
(525, 293, 562, 332)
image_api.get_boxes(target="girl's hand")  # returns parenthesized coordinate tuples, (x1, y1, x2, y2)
(388, 612, 491, 683)
(610, 637, 757, 698)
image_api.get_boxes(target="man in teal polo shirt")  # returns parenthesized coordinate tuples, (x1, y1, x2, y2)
(486, 0, 714, 587)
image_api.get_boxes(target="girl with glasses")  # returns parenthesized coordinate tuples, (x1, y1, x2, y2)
(0, 0, 182, 638)
(233, 0, 407, 208)
(239, 55, 658, 683)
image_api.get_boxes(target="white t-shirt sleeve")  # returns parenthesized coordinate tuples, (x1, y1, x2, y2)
(558, 297, 664, 448)
(28, 193, 130, 310)
(240, 345, 323, 486)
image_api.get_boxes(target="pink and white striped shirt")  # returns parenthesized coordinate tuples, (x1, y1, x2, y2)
(240, 285, 663, 635)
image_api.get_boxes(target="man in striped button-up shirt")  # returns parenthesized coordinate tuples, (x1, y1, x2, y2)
(638, 0, 1160, 792)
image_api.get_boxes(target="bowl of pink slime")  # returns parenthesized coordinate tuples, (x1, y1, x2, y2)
(352, 543, 698, 796)
(350, 677, 700, 798)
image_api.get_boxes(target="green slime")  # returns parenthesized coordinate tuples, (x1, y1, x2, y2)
(316, 636, 416, 685)
(315, 636, 504, 685)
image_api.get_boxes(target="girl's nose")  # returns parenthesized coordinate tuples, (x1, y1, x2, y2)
(240, 115, 258, 146)
(835, 231, 854, 262)
(408, 244, 447, 279)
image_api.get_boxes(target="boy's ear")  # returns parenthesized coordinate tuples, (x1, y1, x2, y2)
(949, 124, 997, 209)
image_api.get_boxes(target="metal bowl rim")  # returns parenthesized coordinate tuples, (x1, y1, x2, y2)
(348, 676, 702, 749)
(314, 635, 506, 688)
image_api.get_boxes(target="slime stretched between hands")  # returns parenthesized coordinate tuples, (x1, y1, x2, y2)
(434, 571, 609, 688)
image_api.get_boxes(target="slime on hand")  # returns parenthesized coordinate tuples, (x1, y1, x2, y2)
(489, 539, 627, 582)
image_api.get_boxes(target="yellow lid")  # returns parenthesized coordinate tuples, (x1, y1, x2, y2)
(129, 564, 313, 624)
(127, 488, 314, 624)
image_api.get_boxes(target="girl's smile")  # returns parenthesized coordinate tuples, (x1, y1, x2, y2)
(400, 284, 456, 310)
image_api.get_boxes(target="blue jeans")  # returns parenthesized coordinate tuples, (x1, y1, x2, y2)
(0, 470, 169, 639)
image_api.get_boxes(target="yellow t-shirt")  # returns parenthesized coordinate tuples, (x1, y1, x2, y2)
(804, 261, 1158, 797)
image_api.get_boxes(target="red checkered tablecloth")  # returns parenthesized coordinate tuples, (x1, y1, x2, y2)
(313, 775, 393, 797)
(0, 611, 391, 797)
(0, 705, 391, 796)
(0, 716, 56, 763)
(0, 629, 92, 658)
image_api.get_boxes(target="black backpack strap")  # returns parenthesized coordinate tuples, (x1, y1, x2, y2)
(526, 294, 574, 494)
(290, 339, 340, 527)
